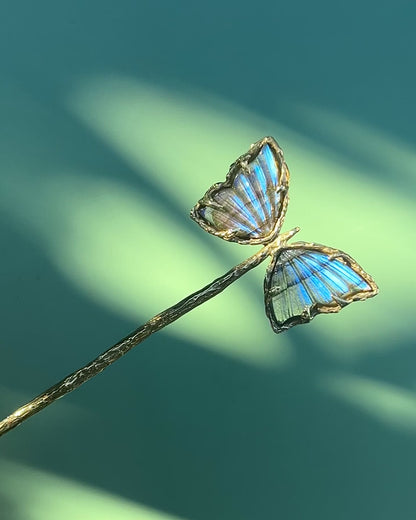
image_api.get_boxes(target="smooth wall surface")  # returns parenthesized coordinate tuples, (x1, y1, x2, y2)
(1, 2, 415, 519)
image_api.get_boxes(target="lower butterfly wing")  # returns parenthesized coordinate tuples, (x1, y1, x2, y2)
(264, 242, 379, 333)
(190, 136, 290, 245)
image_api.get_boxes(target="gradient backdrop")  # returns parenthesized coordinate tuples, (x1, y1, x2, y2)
(1, 1, 415, 519)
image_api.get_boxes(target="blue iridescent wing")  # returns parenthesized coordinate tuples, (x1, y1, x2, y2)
(190, 137, 290, 245)
(264, 242, 379, 333)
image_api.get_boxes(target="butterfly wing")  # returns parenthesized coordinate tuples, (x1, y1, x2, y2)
(190, 136, 290, 245)
(264, 242, 379, 333)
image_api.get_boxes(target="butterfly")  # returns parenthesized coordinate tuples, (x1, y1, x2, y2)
(190, 136, 378, 333)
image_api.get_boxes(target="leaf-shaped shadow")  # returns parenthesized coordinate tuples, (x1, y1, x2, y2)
(0, 459, 188, 520)
(1, 75, 416, 520)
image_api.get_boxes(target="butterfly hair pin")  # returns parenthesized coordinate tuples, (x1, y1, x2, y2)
(191, 136, 379, 333)
(0, 137, 381, 436)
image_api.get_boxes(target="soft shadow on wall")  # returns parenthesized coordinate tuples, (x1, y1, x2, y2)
(0, 0, 415, 519)
(0, 76, 415, 520)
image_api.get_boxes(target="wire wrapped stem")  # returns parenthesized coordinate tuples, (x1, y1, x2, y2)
(0, 238, 283, 437)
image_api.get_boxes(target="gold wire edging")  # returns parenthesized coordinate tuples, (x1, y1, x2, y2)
(190, 136, 290, 245)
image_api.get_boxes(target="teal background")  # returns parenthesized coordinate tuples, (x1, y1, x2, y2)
(1, 1, 415, 519)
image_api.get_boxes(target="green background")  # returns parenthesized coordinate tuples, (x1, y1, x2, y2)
(1, 1, 415, 519)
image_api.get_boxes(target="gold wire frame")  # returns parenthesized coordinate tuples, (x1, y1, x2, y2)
(264, 241, 379, 333)
(190, 136, 290, 245)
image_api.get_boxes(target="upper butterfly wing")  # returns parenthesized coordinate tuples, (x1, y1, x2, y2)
(190, 136, 290, 245)
(264, 242, 379, 333)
